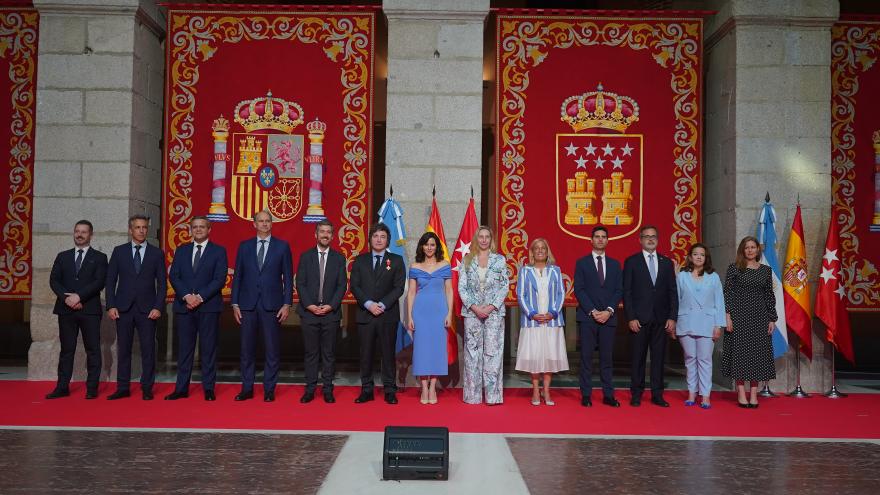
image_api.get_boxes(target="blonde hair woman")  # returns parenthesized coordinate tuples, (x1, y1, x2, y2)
(458, 226, 510, 405)
(515, 238, 568, 406)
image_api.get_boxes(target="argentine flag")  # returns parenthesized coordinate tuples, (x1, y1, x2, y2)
(377, 197, 412, 354)
(757, 197, 789, 359)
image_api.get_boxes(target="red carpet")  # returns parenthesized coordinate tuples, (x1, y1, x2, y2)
(1, 381, 877, 439)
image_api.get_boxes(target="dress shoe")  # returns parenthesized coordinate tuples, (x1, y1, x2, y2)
(737, 401, 750, 408)
(300, 391, 315, 403)
(748, 402, 759, 409)
(581, 397, 593, 407)
(107, 390, 131, 400)
(384, 392, 398, 404)
(164, 391, 188, 401)
(531, 396, 541, 406)
(323, 391, 336, 403)
(142, 390, 154, 401)
(85, 390, 98, 400)
(45, 389, 69, 399)
(354, 391, 374, 403)
(630, 397, 642, 407)
(204, 390, 216, 401)
(234, 391, 254, 401)
(603, 397, 621, 407)
(263, 391, 275, 402)
(651, 397, 670, 408)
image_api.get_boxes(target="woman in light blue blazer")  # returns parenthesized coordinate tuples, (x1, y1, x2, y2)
(515, 238, 568, 406)
(676, 243, 726, 409)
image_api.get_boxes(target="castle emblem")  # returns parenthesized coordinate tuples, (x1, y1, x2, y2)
(206, 91, 328, 223)
(556, 84, 643, 240)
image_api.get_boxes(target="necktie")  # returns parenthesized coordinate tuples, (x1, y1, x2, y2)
(134, 245, 142, 274)
(318, 251, 326, 303)
(648, 253, 657, 285)
(597, 255, 604, 286)
(374, 254, 382, 274)
(193, 244, 202, 272)
(75, 249, 83, 274)
(257, 240, 267, 271)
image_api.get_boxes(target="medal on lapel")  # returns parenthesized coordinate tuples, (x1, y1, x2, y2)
(385, 259, 391, 271)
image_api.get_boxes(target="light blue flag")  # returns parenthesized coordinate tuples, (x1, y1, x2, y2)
(757, 195, 789, 359)
(378, 197, 412, 354)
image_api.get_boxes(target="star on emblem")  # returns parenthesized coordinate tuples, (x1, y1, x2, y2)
(834, 285, 847, 299)
(584, 142, 597, 156)
(564, 143, 579, 156)
(601, 143, 615, 156)
(611, 157, 624, 169)
(823, 248, 839, 264)
(455, 240, 471, 258)
(620, 143, 634, 156)
(594, 157, 606, 169)
(819, 267, 835, 284)
(575, 156, 589, 169)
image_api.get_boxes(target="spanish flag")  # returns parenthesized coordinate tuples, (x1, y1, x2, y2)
(782, 205, 813, 359)
(425, 193, 457, 364)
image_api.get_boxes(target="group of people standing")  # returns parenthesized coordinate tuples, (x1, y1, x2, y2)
(512, 225, 778, 409)
(44, 212, 778, 409)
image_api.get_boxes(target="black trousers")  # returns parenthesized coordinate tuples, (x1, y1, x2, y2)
(56, 313, 102, 392)
(115, 311, 156, 391)
(358, 318, 398, 393)
(630, 320, 668, 399)
(302, 318, 339, 393)
(173, 311, 220, 393)
(578, 320, 616, 399)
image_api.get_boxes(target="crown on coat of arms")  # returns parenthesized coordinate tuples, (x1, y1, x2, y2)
(560, 84, 640, 133)
(234, 91, 304, 133)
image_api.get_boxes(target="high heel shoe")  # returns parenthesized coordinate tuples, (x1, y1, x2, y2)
(420, 389, 429, 405)
(737, 401, 749, 408)
(428, 389, 437, 405)
(542, 391, 555, 406)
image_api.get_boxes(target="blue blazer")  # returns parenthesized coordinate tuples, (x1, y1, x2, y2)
(169, 241, 228, 314)
(573, 253, 622, 324)
(106, 242, 167, 314)
(517, 265, 564, 328)
(231, 237, 293, 312)
(676, 271, 726, 337)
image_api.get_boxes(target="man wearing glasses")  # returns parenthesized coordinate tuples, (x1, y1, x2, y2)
(623, 225, 678, 407)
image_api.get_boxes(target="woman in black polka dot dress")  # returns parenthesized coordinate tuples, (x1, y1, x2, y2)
(721, 236, 777, 409)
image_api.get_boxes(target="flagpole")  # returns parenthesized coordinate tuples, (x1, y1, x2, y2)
(787, 333, 810, 398)
(824, 350, 848, 398)
(758, 381, 778, 397)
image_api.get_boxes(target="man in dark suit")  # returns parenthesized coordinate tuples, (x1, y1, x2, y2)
(350, 223, 405, 404)
(105, 214, 167, 400)
(166, 216, 228, 402)
(295, 220, 347, 404)
(623, 225, 678, 407)
(231, 210, 293, 402)
(573, 225, 622, 408)
(46, 220, 108, 399)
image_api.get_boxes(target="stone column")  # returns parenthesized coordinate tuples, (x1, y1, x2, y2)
(29, 0, 165, 380)
(704, 0, 839, 392)
(383, 0, 488, 251)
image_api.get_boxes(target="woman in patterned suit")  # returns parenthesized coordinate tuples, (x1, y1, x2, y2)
(458, 226, 510, 405)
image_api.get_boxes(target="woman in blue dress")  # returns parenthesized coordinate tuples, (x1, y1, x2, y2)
(406, 232, 453, 405)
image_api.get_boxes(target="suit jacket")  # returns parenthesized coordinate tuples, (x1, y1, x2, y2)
(458, 253, 509, 318)
(169, 241, 228, 314)
(349, 251, 405, 324)
(622, 251, 678, 324)
(676, 271, 726, 337)
(295, 247, 347, 322)
(573, 253, 623, 324)
(106, 242, 167, 314)
(517, 264, 565, 328)
(50, 247, 108, 315)
(231, 237, 294, 312)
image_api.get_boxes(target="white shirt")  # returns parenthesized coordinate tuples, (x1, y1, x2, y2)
(591, 251, 606, 275)
(192, 240, 208, 264)
(131, 241, 146, 260)
(73, 246, 90, 258)
(256, 235, 272, 262)
(642, 249, 657, 271)
(317, 246, 330, 269)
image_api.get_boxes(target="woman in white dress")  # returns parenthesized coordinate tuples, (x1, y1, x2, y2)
(515, 238, 568, 406)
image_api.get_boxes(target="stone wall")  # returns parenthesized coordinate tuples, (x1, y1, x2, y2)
(29, 0, 165, 380)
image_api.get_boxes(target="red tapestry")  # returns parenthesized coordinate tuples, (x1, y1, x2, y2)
(0, 5, 36, 299)
(495, 14, 703, 303)
(831, 20, 880, 311)
(162, 7, 374, 300)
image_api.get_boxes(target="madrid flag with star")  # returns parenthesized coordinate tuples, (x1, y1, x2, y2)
(451, 198, 479, 336)
(815, 213, 855, 364)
